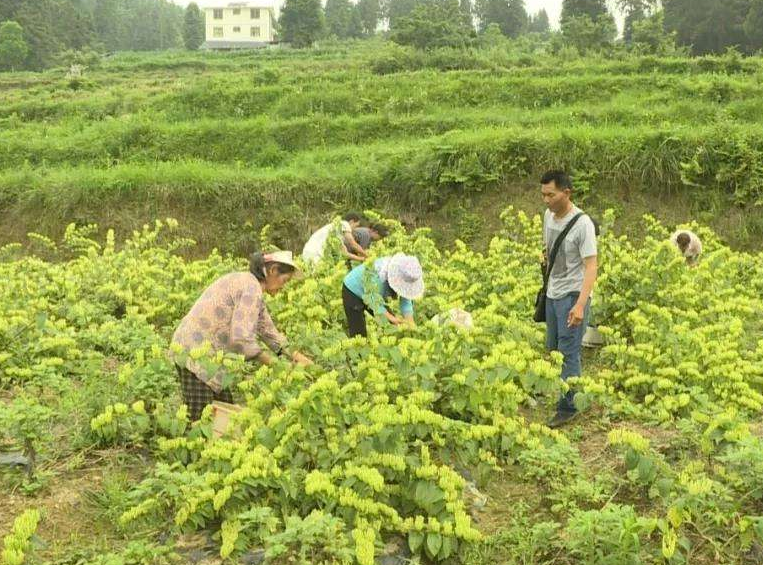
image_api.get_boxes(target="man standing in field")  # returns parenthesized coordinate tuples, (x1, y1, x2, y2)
(540, 171, 598, 429)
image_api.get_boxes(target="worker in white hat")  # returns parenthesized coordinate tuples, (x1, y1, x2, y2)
(171, 250, 312, 420)
(342, 253, 425, 337)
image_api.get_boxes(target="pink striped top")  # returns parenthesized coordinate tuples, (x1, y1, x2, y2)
(171, 272, 286, 392)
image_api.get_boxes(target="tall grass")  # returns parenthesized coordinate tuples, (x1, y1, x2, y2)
(2, 124, 761, 213)
(1, 42, 763, 247)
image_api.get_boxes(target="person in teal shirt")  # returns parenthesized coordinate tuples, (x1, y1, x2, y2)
(342, 254, 424, 337)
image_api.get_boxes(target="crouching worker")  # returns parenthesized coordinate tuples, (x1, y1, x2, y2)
(352, 222, 389, 252)
(670, 229, 702, 266)
(342, 254, 424, 337)
(171, 251, 312, 420)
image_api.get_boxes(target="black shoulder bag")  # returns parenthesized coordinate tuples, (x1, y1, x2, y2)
(534, 213, 584, 323)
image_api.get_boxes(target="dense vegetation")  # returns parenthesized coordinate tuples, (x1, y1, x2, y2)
(3, 10, 763, 562)
(2, 211, 763, 564)
(0, 0, 186, 70)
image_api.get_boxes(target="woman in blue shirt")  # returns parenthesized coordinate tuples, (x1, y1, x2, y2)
(342, 254, 425, 337)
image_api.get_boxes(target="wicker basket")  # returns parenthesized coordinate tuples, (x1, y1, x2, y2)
(210, 401, 243, 438)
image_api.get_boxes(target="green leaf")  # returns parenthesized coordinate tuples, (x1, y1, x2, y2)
(414, 481, 445, 513)
(655, 478, 674, 498)
(678, 535, 692, 552)
(256, 427, 277, 450)
(637, 456, 656, 483)
(389, 349, 403, 364)
(572, 392, 591, 411)
(408, 531, 424, 554)
(500, 434, 515, 452)
(624, 447, 640, 470)
(425, 532, 442, 559)
(438, 535, 453, 560)
(35, 312, 47, 330)
(377, 427, 393, 447)
(667, 505, 683, 528)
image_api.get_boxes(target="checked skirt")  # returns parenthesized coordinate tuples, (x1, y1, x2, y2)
(176, 365, 234, 421)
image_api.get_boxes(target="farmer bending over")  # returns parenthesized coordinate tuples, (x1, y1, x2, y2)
(171, 251, 312, 420)
(352, 222, 389, 251)
(302, 212, 367, 264)
(342, 254, 424, 337)
(670, 229, 702, 266)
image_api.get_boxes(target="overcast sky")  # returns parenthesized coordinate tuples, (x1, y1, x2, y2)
(170, 0, 624, 31)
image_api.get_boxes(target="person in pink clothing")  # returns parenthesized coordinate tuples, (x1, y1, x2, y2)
(670, 230, 702, 266)
(171, 251, 312, 420)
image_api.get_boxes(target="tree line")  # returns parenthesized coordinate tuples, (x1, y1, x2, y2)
(278, 0, 550, 46)
(280, 0, 763, 55)
(0, 0, 184, 71)
(2, 0, 763, 72)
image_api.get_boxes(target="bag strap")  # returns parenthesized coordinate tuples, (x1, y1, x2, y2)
(543, 212, 585, 289)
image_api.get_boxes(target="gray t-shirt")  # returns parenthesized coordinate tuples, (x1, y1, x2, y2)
(353, 227, 373, 250)
(543, 206, 597, 300)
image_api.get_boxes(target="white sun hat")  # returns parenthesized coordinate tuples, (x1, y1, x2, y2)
(386, 253, 424, 300)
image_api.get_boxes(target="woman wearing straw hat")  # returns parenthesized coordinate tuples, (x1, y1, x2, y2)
(171, 251, 312, 420)
(342, 253, 425, 337)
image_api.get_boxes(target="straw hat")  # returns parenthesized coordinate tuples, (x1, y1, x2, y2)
(263, 250, 302, 277)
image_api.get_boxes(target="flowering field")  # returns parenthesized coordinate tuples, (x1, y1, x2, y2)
(2, 209, 763, 565)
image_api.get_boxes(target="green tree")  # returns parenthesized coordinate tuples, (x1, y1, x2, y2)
(460, 0, 473, 26)
(696, 0, 750, 54)
(0, 20, 29, 71)
(93, 0, 122, 51)
(391, 0, 474, 49)
(387, 0, 419, 29)
(0, 0, 184, 67)
(561, 0, 609, 26)
(357, 0, 380, 34)
(183, 2, 204, 50)
(348, 5, 364, 37)
(562, 13, 616, 53)
(10, 0, 64, 69)
(1, 0, 93, 69)
(745, 0, 763, 50)
(631, 10, 677, 54)
(55, 0, 95, 50)
(528, 8, 550, 33)
(325, 0, 354, 37)
(477, 0, 527, 37)
(128, 0, 182, 50)
(663, 0, 752, 55)
(616, 0, 655, 44)
(279, 0, 325, 47)
(623, 6, 645, 44)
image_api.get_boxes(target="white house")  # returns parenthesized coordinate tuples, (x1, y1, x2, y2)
(201, 2, 278, 49)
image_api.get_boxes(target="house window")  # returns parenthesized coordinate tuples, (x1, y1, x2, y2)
(213, 8, 223, 19)
(213, 27, 223, 37)
(250, 26, 261, 38)
(250, 8, 260, 18)
(232, 8, 241, 15)
(233, 26, 241, 32)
